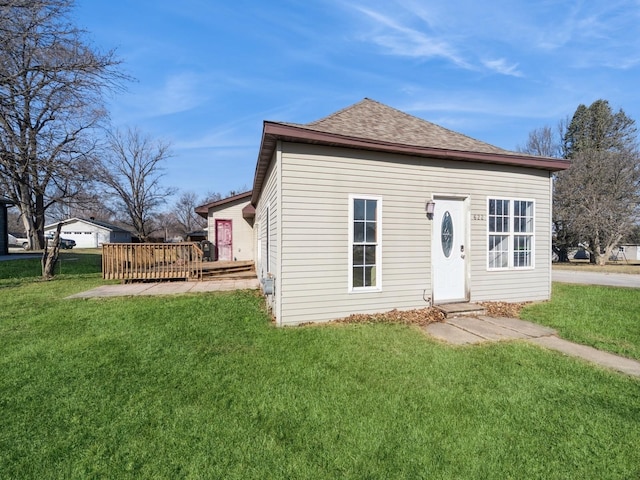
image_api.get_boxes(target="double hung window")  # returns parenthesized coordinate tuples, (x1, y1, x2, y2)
(349, 195, 382, 291)
(488, 198, 534, 269)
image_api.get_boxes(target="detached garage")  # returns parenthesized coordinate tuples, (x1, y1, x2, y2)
(44, 218, 132, 248)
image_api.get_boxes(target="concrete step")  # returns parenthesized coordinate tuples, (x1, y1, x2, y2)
(435, 302, 486, 318)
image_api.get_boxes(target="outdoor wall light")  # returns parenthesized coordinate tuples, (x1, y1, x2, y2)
(425, 200, 436, 218)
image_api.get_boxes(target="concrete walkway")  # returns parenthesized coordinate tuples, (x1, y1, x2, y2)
(426, 315, 640, 377)
(67, 278, 260, 298)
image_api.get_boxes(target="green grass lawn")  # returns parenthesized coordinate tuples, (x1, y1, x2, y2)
(522, 283, 640, 361)
(1, 256, 640, 479)
(0, 250, 103, 279)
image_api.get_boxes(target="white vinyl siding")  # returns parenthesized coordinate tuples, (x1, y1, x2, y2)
(487, 198, 535, 270)
(43, 219, 132, 248)
(255, 148, 281, 321)
(348, 195, 382, 292)
(269, 143, 552, 325)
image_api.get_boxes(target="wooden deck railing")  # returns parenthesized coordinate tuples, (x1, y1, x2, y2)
(102, 243, 203, 281)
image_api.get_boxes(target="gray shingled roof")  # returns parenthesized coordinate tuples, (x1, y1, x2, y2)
(279, 98, 511, 155)
(251, 98, 569, 206)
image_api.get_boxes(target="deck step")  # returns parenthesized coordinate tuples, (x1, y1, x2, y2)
(201, 260, 256, 280)
(201, 271, 257, 280)
(435, 302, 486, 319)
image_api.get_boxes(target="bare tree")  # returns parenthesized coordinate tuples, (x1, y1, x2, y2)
(171, 191, 207, 237)
(203, 191, 222, 204)
(555, 149, 640, 265)
(557, 100, 640, 265)
(46, 187, 114, 223)
(517, 125, 562, 158)
(98, 127, 174, 242)
(0, 0, 126, 250)
(41, 221, 62, 279)
(522, 101, 640, 265)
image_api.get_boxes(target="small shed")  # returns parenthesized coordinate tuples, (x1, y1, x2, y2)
(44, 218, 133, 248)
(0, 198, 14, 256)
(186, 230, 207, 242)
(195, 191, 254, 262)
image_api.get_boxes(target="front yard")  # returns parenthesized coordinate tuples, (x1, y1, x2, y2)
(1, 255, 639, 479)
(522, 283, 640, 361)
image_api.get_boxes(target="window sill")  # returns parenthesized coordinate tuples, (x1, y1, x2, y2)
(349, 286, 382, 293)
(487, 267, 535, 272)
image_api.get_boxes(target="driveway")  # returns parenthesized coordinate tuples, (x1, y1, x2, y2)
(553, 269, 640, 288)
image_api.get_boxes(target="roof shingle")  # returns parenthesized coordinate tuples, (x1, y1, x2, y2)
(280, 98, 510, 155)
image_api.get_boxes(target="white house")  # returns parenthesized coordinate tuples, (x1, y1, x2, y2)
(44, 218, 132, 248)
(245, 98, 569, 326)
(618, 245, 640, 261)
(198, 99, 570, 325)
(195, 191, 255, 262)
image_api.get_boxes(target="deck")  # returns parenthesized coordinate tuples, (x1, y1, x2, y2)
(102, 243, 255, 282)
(102, 243, 204, 282)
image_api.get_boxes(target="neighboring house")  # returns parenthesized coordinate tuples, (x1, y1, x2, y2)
(195, 191, 255, 261)
(247, 98, 569, 326)
(44, 218, 132, 248)
(0, 198, 14, 256)
(618, 245, 640, 261)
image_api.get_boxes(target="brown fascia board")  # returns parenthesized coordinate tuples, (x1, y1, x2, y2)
(251, 121, 571, 204)
(194, 190, 253, 218)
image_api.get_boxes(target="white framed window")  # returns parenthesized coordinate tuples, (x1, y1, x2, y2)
(348, 194, 382, 292)
(487, 198, 534, 270)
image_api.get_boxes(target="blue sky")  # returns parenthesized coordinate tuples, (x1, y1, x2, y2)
(75, 0, 640, 201)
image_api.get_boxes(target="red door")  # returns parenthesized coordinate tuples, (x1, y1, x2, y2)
(215, 219, 233, 261)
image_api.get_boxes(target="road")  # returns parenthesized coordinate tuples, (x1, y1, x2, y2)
(553, 270, 640, 288)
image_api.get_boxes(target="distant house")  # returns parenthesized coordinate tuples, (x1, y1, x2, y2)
(44, 218, 132, 248)
(195, 191, 254, 261)
(0, 198, 14, 256)
(618, 245, 640, 261)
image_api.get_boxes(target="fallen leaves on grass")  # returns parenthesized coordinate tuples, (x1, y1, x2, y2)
(333, 307, 445, 326)
(479, 301, 528, 318)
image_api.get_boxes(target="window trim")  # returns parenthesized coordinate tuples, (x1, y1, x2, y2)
(486, 197, 535, 271)
(348, 194, 382, 292)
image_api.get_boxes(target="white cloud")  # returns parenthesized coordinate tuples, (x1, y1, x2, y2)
(149, 72, 208, 117)
(482, 58, 523, 77)
(352, 6, 471, 68)
(348, 4, 529, 78)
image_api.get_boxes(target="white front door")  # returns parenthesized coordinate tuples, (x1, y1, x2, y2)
(432, 197, 468, 303)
